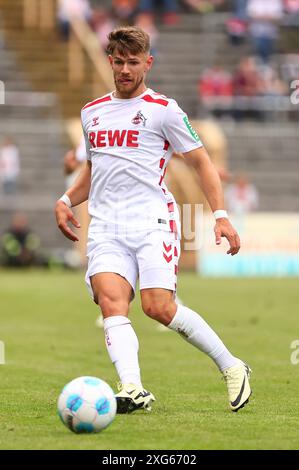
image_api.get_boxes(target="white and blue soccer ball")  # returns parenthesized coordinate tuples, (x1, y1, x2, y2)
(57, 376, 117, 433)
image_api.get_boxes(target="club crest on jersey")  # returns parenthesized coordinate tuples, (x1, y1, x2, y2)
(92, 116, 100, 127)
(132, 110, 147, 127)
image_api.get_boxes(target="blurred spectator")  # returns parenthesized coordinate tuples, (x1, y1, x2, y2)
(134, 13, 159, 55)
(247, 0, 283, 63)
(280, 54, 299, 84)
(284, 0, 299, 13)
(283, 0, 299, 25)
(0, 136, 20, 195)
(139, 0, 179, 25)
(0, 213, 45, 268)
(184, 0, 224, 14)
(234, 57, 287, 116)
(234, 0, 249, 19)
(112, 0, 138, 24)
(226, 16, 248, 45)
(92, 9, 116, 50)
(64, 136, 87, 189)
(199, 66, 233, 117)
(64, 137, 89, 267)
(259, 63, 288, 97)
(226, 0, 248, 45)
(199, 56, 290, 120)
(57, 0, 92, 40)
(225, 174, 259, 215)
(233, 56, 262, 96)
(232, 56, 263, 118)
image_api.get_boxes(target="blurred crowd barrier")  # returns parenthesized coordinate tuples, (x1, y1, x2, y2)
(198, 212, 299, 276)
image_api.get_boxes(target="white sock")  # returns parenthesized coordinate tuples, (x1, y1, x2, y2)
(168, 304, 238, 371)
(103, 315, 142, 386)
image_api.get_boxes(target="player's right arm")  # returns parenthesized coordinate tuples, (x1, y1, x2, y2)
(162, 99, 240, 256)
(55, 160, 91, 242)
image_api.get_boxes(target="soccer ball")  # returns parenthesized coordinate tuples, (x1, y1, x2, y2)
(57, 376, 117, 433)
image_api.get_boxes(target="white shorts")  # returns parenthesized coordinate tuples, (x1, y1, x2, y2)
(85, 230, 180, 299)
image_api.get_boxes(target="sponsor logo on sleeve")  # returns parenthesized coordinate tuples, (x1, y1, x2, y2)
(183, 116, 200, 142)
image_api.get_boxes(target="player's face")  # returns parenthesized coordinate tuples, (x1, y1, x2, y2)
(109, 51, 153, 98)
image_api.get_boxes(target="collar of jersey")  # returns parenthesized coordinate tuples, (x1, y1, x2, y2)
(110, 88, 151, 102)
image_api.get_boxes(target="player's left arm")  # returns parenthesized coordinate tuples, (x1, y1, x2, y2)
(183, 146, 240, 256)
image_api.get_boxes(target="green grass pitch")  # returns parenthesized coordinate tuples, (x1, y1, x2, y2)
(0, 270, 298, 450)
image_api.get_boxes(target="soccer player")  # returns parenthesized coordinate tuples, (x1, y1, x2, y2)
(55, 27, 252, 413)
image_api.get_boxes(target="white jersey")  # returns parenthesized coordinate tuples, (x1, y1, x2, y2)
(81, 88, 203, 236)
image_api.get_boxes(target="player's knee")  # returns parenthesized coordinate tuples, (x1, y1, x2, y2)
(142, 300, 175, 325)
(98, 295, 129, 316)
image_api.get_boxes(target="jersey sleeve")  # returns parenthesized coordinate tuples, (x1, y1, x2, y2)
(75, 135, 87, 163)
(162, 100, 203, 153)
(81, 110, 92, 161)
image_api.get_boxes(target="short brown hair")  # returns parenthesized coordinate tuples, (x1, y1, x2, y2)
(107, 27, 150, 56)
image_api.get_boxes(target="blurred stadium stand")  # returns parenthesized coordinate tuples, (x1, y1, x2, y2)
(0, 0, 298, 270)
(223, 121, 299, 211)
(0, 2, 70, 250)
(148, 12, 250, 116)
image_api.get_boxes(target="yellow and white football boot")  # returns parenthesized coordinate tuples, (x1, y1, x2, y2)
(222, 360, 252, 412)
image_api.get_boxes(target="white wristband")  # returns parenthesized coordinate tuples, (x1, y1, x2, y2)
(59, 194, 72, 208)
(214, 210, 228, 220)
